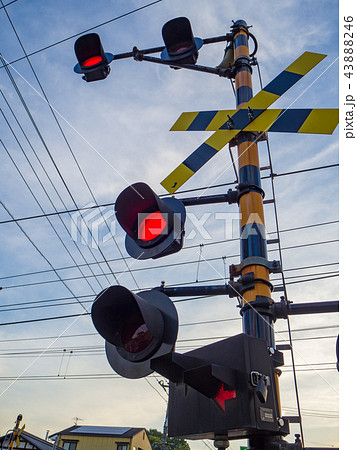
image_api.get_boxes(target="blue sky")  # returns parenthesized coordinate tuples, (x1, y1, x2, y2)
(0, 1, 340, 449)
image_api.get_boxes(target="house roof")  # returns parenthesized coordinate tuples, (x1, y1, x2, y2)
(0, 430, 62, 450)
(50, 425, 146, 439)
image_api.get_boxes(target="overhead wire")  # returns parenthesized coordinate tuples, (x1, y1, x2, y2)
(0, 54, 115, 288)
(0, 8, 127, 288)
(2, 1, 145, 290)
(0, 336, 339, 358)
(0, 0, 165, 70)
(0, 219, 338, 283)
(0, 0, 19, 9)
(0, 164, 339, 225)
(0, 200, 89, 313)
(0, 258, 339, 293)
(0, 88, 113, 290)
(2, 233, 338, 293)
(0, 124, 104, 295)
(0, 363, 339, 382)
(0, 270, 339, 326)
(0, 323, 339, 344)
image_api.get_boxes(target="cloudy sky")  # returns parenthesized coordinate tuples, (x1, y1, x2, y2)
(0, 0, 343, 449)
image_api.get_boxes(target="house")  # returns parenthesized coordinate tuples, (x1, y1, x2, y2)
(49, 425, 153, 450)
(0, 430, 62, 449)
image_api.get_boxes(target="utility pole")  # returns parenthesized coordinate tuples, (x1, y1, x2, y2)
(232, 20, 274, 342)
(231, 21, 280, 449)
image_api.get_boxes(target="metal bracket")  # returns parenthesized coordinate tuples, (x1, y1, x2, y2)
(227, 272, 255, 297)
(236, 181, 265, 202)
(225, 184, 265, 205)
(231, 55, 253, 75)
(132, 46, 143, 61)
(230, 256, 281, 277)
(240, 295, 274, 316)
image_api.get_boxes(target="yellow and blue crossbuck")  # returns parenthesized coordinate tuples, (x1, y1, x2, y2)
(161, 51, 339, 194)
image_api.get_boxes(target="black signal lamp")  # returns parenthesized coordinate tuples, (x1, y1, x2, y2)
(161, 17, 203, 65)
(91, 285, 178, 379)
(115, 182, 186, 259)
(74, 33, 114, 82)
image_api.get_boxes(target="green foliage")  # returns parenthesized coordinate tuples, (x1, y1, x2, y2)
(148, 429, 190, 450)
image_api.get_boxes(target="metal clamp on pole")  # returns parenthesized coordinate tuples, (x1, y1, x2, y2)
(227, 272, 255, 297)
(231, 55, 252, 75)
(228, 274, 274, 298)
(236, 180, 265, 202)
(230, 257, 282, 277)
(239, 295, 275, 317)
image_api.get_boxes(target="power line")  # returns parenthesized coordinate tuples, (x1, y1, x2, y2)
(0, 264, 339, 311)
(0, 200, 90, 313)
(0, 165, 339, 225)
(0, 233, 338, 290)
(263, 163, 338, 179)
(0, 323, 338, 344)
(0, 133, 104, 294)
(0, 11, 124, 288)
(0, 219, 338, 281)
(0, 57, 115, 288)
(0, 337, 338, 358)
(0, 0, 164, 69)
(0, 365, 338, 382)
(0, 246, 338, 290)
(0, 283, 339, 326)
(0, 268, 339, 302)
(0, 0, 19, 9)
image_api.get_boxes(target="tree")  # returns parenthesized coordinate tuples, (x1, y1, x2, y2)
(148, 429, 190, 450)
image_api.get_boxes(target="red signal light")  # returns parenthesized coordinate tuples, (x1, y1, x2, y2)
(115, 182, 186, 259)
(83, 56, 103, 67)
(138, 211, 167, 241)
(74, 33, 113, 82)
(214, 383, 236, 411)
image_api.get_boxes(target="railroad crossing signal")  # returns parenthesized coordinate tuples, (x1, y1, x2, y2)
(77, 15, 339, 447)
(161, 17, 204, 65)
(115, 182, 186, 259)
(91, 285, 179, 379)
(74, 33, 114, 82)
(161, 51, 339, 194)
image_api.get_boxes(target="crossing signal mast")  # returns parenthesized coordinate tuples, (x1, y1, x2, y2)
(74, 17, 339, 450)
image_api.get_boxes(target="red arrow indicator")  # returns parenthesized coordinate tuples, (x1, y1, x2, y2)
(214, 383, 236, 411)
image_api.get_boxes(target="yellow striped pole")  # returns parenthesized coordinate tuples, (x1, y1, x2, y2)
(231, 24, 288, 441)
(231, 20, 275, 343)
